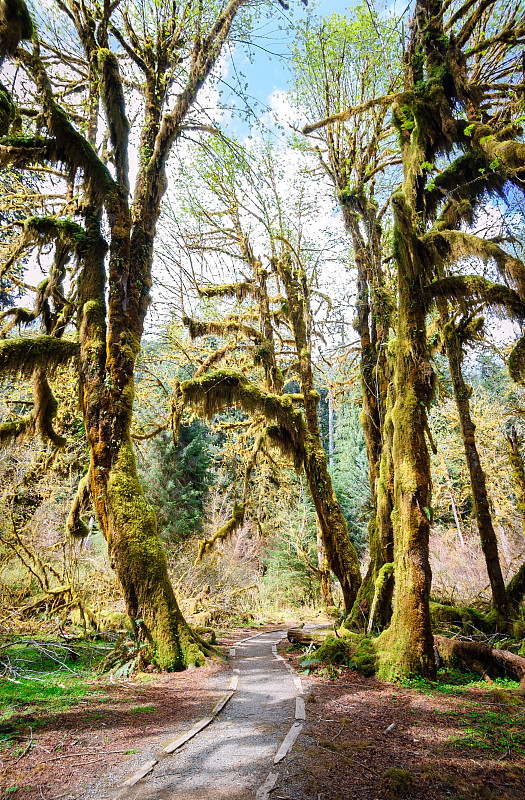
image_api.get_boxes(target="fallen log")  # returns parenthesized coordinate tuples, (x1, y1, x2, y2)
(287, 627, 312, 645)
(434, 635, 525, 693)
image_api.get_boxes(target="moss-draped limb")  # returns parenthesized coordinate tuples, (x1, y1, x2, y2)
(424, 231, 525, 300)
(16, 46, 116, 202)
(425, 151, 504, 221)
(194, 502, 246, 564)
(66, 470, 92, 539)
(0, 336, 78, 378)
(426, 275, 525, 319)
(182, 369, 362, 610)
(0, 135, 58, 168)
(181, 369, 307, 452)
(183, 315, 261, 343)
(197, 281, 257, 302)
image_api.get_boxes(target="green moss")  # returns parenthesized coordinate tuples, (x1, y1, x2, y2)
(0, 336, 78, 378)
(313, 634, 351, 665)
(351, 636, 377, 677)
(106, 438, 207, 671)
(195, 502, 245, 563)
(380, 768, 414, 798)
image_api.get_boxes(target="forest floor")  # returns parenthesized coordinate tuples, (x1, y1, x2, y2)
(1, 622, 525, 800)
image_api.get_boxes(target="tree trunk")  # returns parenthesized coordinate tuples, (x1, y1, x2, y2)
(506, 425, 525, 536)
(376, 194, 436, 681)
(440, 308, 511, 620)
(79, 206, 204, 670)
(340, 200, 394, 627)
(317, 522, 335, 607)
(277, 256, 362, 611)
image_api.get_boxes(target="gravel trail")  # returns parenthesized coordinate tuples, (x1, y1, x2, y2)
(84, 630, 304, 800)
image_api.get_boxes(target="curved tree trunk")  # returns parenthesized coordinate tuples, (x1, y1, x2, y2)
(277, 256, 362, 611)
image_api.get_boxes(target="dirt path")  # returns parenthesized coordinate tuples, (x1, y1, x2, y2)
(81, 630, 305, 800)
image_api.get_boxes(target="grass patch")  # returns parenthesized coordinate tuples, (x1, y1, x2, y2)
(0, 639, 110, 752)
(129, 704, 155, 714)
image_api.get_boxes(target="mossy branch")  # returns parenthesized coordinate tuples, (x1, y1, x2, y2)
(197, 281, 257, 302)
(66, 470, 91, 538)
(183, 315, 261, 343)
(0, 336, 78, 378)
(0, 135, 58, 168)
(181, 369, 306, 456)
(425, 231, 525, 298)
(194, 502, 245, 564)
(425, 275, 525, 318)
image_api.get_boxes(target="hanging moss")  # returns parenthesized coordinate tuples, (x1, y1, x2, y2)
(181, 369, 306, 453)
(197, 281, 257, 302)
(426, 275, 525, 320)
(0, 336, 78, 378)
(32, 369, 66, 446)
(183, 315, 261, 343)
(425, 233, 525, 302)
(194, 502, 246, 563)
(66, 471, 91, 538)
(508, 336, 525, 384)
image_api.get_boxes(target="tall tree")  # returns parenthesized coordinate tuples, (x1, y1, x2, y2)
(295, 8, 401, 626)
(169, 136, 363, 610)
(0, 0, 260, 668)
(306, 0, 525, 678)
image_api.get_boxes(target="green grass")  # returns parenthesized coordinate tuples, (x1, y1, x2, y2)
(402, 667, 521, 695)
(0, 640, 110, 752)
(129, 704, 155, 714)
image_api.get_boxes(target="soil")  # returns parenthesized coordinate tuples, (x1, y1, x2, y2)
(1, 624, 524, 800)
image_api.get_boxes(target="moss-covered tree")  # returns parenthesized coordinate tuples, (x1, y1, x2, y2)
(0, 0, 260, 668)
(167, 136, 362, 610)
(307, 0, 525, 678)
(296, 8, 400, 627)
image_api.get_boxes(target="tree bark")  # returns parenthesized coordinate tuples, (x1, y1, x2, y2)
(376, 194, 436, 681)
(439, 307, 511, 620)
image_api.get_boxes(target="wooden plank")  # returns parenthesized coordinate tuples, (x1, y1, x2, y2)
(295, 696, 306, 720)
(273, 722, 303, 764)
(271, 644, 277, 654)
(255, 771, 279, 799)
(229, 673, 239, 690)
(162, 716, 213, 754)
(293, 676, 302, 691)
(121, 758, 157, 787)
(212, 691, 234, 716)
(229, 647, 236, 658)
